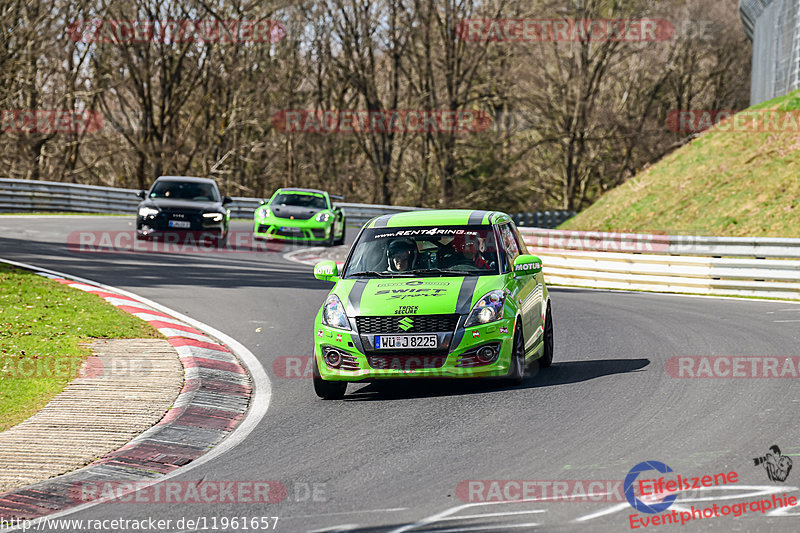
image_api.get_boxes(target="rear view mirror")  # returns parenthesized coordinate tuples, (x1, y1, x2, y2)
(136, 190, 146, 199)
(513, 255, 542, 277)
(314, 260, 339, 282)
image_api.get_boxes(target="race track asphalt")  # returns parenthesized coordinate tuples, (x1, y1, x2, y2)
(1, 216, 799, 533)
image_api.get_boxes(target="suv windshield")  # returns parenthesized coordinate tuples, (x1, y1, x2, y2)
(149, 181, 219, 202)
(344, 225, 500, 277)
(272, 193, 327, 210)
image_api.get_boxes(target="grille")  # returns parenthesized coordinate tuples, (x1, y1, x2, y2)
(311, 228, 326, 239)
(356, 314, 459, 334)
(367, 355, 446, 370)
(275, 227, 306, 237)
(257, 224, 270, 233)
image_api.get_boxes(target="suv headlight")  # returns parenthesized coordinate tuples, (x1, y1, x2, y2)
(322, 294, 350, 330)
(258, 207, 272, 219)
(315, 212, 331, 222)
(202, 212, 224, 222)
(464, 290, 506, 327)
(138, 206, 159, 217)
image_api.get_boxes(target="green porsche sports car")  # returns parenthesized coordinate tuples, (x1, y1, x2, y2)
(311, 209, 554, 399)
(254, 187, 345, 245)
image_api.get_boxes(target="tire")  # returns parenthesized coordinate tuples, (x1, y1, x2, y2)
(313, 357, 347, 399)
(539, 306, 554, 368)
(325, 227, 336, 247)
(334, 219, 346, 245)
(505, 320, 525, 385)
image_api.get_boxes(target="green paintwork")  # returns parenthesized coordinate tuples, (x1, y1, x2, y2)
(254, 188, 344, 242)
(313, 209, 552, 383)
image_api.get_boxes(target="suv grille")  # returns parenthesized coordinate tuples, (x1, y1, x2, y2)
(356, 314, 459, 334)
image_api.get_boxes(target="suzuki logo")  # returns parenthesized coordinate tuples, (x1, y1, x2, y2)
(398, 317, 413, 331)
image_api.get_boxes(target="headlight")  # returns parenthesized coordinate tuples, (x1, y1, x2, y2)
(321, 294, 350, 330)
(258, 207, 272, 219)
(202, 212, 224, 222)
(464, 290, 506, 328)
(138, 206, 159, 217)
(315, 212, 331, 222)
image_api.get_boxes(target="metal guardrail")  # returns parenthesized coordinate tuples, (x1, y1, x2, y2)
(0, 178, 569, 228)
(0, 179, 424, 223)
(519, 228, 800, 300)
(1, 178, 798, 299)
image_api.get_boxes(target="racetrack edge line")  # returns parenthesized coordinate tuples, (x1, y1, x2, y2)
(0, 257, 272, 529)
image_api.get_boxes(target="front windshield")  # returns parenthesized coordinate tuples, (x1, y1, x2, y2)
(344, 225, 500, 277)
(149, 181, 220, 202)
(272, 193, 327, 210)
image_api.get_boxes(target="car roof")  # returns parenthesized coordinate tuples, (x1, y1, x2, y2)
(274, 188, 327, 196)
(365, 209, 511, 228)
(155, 176, 218, 185)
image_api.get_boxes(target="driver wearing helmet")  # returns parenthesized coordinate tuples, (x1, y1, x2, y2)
(387, 239, 417, 272)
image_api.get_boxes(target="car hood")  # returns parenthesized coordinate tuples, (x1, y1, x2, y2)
(141, 199, 223, 213)
(336, 277, 498, 317)
(271, 204, 321, 220)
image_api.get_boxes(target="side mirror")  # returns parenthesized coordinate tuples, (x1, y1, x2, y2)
(314, 260, 339, 282)
(513, 255, 542, 277)
(222, 196, 233, 205)
(136, 190, 146, 199)
(258, 199, 266, 205)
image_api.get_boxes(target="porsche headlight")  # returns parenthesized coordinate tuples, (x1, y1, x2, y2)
(322, 294, 350, 330)
(258, 207, 272, 219)
(464, 290, 506, 328)
(315, 212, 331, 222)
(138, 206, 159, 217)
(202, 212, 224, 222)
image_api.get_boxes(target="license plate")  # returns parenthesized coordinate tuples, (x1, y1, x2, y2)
(168, 220, 191, 229)
(374, 335, 438, 350)
(281, 226, 302, 233)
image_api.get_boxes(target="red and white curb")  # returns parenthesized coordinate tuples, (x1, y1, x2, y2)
(284, 246, 345, 268)
(0, 259, 270, 524)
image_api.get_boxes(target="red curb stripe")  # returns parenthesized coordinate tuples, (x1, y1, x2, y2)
(147, 320, 203, 336)
(181, 357, 246, 374)
(169, 337, 231, 352)
(116, 305, 173, 319)
(92, 291, 138, 301)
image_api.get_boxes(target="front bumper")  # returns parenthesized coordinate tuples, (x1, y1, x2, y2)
(313, 317, 516, 381)
(137, 214, 226, 237)
(253, 216, 332, 242)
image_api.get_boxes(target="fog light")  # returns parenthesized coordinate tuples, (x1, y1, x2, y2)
(476, 345, 498, 364)
(324, 349, 343, 368)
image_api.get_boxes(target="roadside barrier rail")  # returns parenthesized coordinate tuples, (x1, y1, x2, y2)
(3, 178, 797, 299)
(519, 228, 800, 300)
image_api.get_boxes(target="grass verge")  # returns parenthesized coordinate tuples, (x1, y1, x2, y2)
(560, 89, 800, 237)
(0, 264, 161, 431)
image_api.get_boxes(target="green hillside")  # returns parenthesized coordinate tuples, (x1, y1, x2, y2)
(560, 91, 800, 237)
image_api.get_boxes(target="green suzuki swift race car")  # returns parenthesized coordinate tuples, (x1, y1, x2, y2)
(312, 209, 554, 399)
(254, 188, 345, 245)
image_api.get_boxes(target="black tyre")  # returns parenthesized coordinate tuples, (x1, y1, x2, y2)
(334, 220, 346, 245)
(505, 320, 525, 385)
(539, 306, 554, 368)
(313, 358, 347, 399)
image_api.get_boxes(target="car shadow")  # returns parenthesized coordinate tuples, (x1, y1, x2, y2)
(343, 358, 650, 401)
